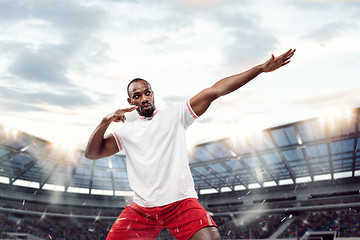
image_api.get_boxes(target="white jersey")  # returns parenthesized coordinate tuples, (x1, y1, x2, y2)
(112, 100, 198, 207)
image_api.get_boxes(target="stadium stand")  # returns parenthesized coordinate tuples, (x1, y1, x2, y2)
(0, 107, 359, 239)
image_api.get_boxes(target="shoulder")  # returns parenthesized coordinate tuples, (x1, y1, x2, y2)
(166, 100, 198, 128)
(114, 119, 139, 134)
(162, 102, 188, 115)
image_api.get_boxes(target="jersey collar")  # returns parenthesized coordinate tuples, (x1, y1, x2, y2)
(139, 109, 159, 120)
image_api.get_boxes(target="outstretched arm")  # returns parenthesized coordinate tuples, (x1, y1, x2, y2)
(190, 49, 296, 116)
(85, 106, 137, 160)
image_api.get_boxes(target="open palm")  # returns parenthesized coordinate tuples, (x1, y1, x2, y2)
(262, 49, 296, 72)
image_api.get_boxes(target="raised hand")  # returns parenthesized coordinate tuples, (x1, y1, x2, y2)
(104, 106, 138, 123)
(262, 49, 296, 73)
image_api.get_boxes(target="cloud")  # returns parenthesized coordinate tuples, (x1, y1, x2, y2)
(107, 0, 275, 68)
(205, 4, 278, 67)
(2, 0, 108, 85)
(1, 42, 112, 111)
(0, 86, 95, 111)
(0, 100, 46, 112)
(349, 3, 360, 20)
(9, 50, 71, 86)
(302, 21, 360, 44)
(176, 0, 251, 11)
(0, 41, 32, 55)
(1, 0, 106, 31)
(153, 1, 277, 67)
(213, 89, 267, 111)
(291, 88, 360, 110)
(82, 39, 111, 64)
(222, 29, 278, 67)
(110, 1, 195, 34)
(0, 0, 112, 110)
(286, 1, 333, 10)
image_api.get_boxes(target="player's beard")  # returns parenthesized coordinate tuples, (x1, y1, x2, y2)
(139, 102, 155, 118)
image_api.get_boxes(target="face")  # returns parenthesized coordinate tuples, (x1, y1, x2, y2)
(127, 80, 156, 117)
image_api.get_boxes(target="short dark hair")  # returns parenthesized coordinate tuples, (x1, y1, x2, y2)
(127, 78, 151, 97)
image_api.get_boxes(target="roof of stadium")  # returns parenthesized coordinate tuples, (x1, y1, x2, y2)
(0, 106, 359, 196)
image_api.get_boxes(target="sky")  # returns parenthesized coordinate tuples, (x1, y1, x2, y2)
(1, 0, 360, 151)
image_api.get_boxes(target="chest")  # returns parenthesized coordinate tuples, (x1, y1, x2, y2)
(121, 114, 181, 145)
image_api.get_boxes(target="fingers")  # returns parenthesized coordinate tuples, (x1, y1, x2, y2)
(285, 48, 295, 55)
(266, 53, 275, 65)
(263, 48, 295, 72)
(123, 105, 138, 112)
(281, 61, 291, 67)
(116, 116, 126, 123)
(283, 49, 296, 59)
(109, 106, 138, 123)
(275, 49, 295, 65)
(110, 113, 126, 123)
(279, 49, 296, 60)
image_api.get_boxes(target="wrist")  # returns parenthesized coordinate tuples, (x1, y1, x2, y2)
(257, 63, 265, 73)
(101, 116, 112, 125)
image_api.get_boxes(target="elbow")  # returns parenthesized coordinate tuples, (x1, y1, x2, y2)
(85, 154, 99, 160)
(84, 140, 102, 160)
(84, 149, 99, 160)
(208, 86, 223, 100)
(84, 152, 95, 160)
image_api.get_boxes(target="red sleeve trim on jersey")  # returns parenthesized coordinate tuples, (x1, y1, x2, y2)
(112, 132, 123, 151)
(186, 100, 198, 119)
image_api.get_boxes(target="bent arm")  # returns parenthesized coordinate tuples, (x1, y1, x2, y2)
(84, 106, 137, 160)
(84, 120, 119, 160)
(190, 49, 296, 117)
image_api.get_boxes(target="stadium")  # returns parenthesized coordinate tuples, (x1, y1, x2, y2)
(1, 1, 360, 239)
(1, 106, 359, 240)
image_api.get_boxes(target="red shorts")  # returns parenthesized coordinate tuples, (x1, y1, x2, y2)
(106, 198, 217, 240)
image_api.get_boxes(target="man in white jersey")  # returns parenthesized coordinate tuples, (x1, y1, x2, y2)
(85, 49, 296, 240)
